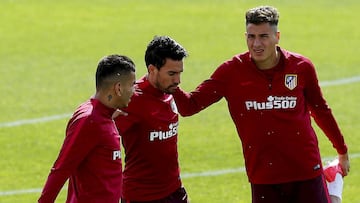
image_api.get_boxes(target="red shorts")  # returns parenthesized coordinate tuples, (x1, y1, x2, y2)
(251, 175, 330, 203)
(121, 187, 189, 203)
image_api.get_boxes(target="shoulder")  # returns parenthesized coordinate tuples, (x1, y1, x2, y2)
(69, 100, 110, 128)
(119, 89, 152, 119)
(222, 52, 250, 66)
(71, 100, 93, 122)
(215, 52, 249, 71)
(212, 52, 251, 79)
(66, 102, 95, 135)
(281, 48, 314, 67)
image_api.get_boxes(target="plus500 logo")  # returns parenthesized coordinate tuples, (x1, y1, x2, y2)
(149, 122, 178, 141)
(245, 96, 297, 110)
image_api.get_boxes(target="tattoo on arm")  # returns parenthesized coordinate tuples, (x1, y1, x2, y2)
(108, 95, 112, 101)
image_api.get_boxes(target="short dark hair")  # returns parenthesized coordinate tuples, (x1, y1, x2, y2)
(96, 54, 135, 90)
(245, 6, 279, 26)
(145, 36, 188, 69)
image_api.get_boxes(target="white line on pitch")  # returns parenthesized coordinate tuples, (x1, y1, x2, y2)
(320, 75, 360, 87)
(1, 153, 359, 196)
(0, 113, 72, 128)
(0, 75, 359, 129)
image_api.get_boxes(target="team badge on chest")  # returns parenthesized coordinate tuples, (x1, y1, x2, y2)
(170, 98, 178, 114)
(284, 74, 297, 90)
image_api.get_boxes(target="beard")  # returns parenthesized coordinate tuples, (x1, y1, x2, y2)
(163, 85, 178, 94)
(155, 81, 178, 94)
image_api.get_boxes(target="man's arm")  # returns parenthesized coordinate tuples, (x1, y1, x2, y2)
(338, 153, 350, 176)
(303, 61, 349, 175)
(173, 79, 224, 117)
(38, 117, 98, 202)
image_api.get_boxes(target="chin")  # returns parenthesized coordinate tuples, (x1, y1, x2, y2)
(165, 87, 177, 94)
(251, 55, 264, 61)
(117, 103, 127, 109)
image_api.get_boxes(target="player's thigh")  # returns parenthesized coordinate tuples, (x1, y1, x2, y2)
(166, 187, 189, 203)
(121, 187, 189, 203)
(251, 183, 288, 203)
(295, 175, 331, 203)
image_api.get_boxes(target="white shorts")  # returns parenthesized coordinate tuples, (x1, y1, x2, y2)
(327, 173, 343, 200)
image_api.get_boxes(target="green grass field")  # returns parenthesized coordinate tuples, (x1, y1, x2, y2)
(1, 0, 359, 202)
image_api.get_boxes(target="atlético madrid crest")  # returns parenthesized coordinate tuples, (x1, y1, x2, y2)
(170, 99, 178, 114)
(284, 74, 297, 90)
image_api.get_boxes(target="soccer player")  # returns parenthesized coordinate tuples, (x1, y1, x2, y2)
(114, 36, 189, 203)
(172, 6, 350, 203)
(38, 54, 136, 203)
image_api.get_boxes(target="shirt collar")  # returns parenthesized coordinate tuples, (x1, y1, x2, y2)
(90, 98, 116, 118)
(136, 75, 167, 97)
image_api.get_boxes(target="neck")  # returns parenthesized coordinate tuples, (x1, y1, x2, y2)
(94, 91, 115, 109)
(256, 50, 280, 70)
(146, 74, 159, 90)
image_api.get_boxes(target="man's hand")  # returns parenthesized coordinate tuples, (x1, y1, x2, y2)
(338, 153, 350, 176)
(112, 109, 128, 119)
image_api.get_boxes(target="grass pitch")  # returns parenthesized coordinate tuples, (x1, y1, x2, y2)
(0, 0, 359, 202)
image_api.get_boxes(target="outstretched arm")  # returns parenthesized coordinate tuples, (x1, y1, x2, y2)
(173, 79, 224, 117)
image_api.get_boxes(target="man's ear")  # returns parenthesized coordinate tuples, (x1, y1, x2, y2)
(148, 64, 157, 74)
(276, 31, 280, 43)
(114, 82, 122, 96)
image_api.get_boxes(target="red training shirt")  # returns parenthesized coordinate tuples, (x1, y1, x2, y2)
(115, 76, 182, 201)
(173, 47, 347, 184)
(38, 99, 122, 203)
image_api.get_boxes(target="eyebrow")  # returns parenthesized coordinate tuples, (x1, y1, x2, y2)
(168, 69, 183, 73)
(247, 33, 270, 36)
